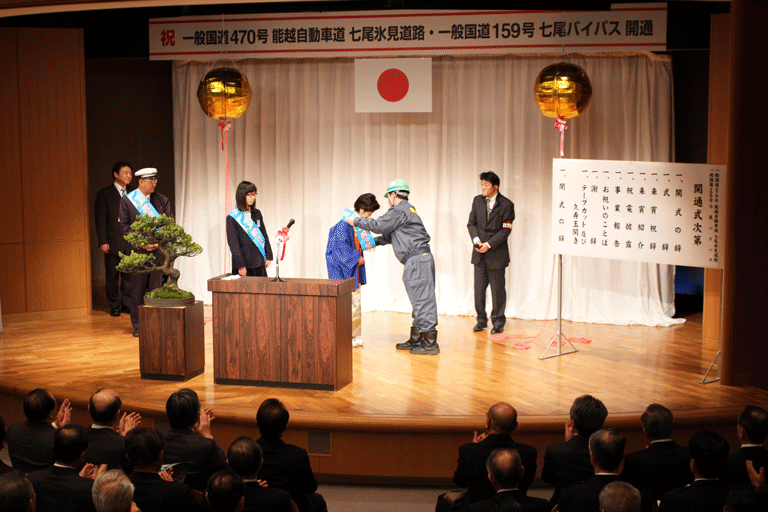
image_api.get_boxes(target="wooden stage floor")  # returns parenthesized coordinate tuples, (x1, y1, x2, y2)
(2, 307, 767, 423)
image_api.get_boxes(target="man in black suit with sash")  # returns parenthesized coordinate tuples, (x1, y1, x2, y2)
(95, 162, 134, 317)
(118, 167, 173, 337)
(468, 171, 515, 334)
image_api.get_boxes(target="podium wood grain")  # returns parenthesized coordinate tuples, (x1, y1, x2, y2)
(138, 300, 204, 381)
(208, 276, 354, 390)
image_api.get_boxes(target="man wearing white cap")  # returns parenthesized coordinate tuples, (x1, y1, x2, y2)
(118, 168, 173, 337)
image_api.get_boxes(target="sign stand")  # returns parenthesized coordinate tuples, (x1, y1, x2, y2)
(540, 253, 578, 359)
(701, 273, 723, 384)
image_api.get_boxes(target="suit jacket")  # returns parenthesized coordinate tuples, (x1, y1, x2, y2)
(541, 434, 593, 504)
(659, 479, 732, 512)
(256, 437, 318, 512)
(621, 440, 693, 500)
(118, 192, 173, 238)
(558, 474, 654, 512)
(242, 480, 294, 512)
(725, 445, 768, 489)
(467, 489, 550, 512)
(129, 471, 201, 512)
(162, 427, 227, 492)
(0, 459, 12, 475)
(27, 465, 96, 512)
(453, 433, 538, 504)
(467, 193, 515, 269)
(226, 209, 273, 273)
(95, 183, 134, 254)
(6, 420, 56, 473)
(84, 426, 131, 472)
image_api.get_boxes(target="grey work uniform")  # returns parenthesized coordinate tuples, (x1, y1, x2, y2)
(355, 200, 438, 333)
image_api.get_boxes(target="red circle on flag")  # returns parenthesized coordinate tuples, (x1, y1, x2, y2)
(377, 68, 409, 103)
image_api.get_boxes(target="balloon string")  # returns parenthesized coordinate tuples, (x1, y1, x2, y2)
(219, 120, 231, 215)
(555, 117, 568, 157)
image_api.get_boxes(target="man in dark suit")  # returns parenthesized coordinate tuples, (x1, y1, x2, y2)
(0, 416, 13, 475)
(438, 402, 537, 511)
(117, 167, 173, 337)
(467, 448, 549, 512)
(26, 425, 103, 512)
(725, 405, 768, 490)
(125, 427, 201, 512)
(92, 469, 141, 512)
(598, 481, 642, 512)
(660, 430, 732, 512)
(255, 399, 326, 512)
(227, 436, 296, 512)
(85, 389, 141, 472)
(541, 394, 608, 505)
(0, 470, 36, 512)
(162, 389, 226, 493)
(558, 429, 654, 512)
(205, 470, 246, 512)
(621, 403, 693, 500)
(6, 389, 72, 474)
(467, 171, 515, 334)
(95, 161, 134, 317)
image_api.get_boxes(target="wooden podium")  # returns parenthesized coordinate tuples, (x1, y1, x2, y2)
(138, 301, 204, 381)
(207, 275, 355, 390)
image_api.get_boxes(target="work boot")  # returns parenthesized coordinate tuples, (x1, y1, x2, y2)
(396, 326, 421, 350)
(410, 331, 440, 355)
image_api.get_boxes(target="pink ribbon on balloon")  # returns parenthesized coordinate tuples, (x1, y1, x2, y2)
(555, 117, 568, 157)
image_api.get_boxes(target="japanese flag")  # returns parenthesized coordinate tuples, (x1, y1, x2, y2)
(355, 58, 432, 113)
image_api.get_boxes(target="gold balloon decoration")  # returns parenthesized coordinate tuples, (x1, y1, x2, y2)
(197, 67, 252, 120)
(534, 62, 592, 120)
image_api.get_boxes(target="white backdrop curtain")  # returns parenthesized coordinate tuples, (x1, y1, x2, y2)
(173, 51, 681, 327)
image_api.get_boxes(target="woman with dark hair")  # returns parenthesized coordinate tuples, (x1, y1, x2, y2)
(226, 181, 273, 276)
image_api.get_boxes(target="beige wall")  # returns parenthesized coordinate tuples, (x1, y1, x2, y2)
(0, 27, 90, 317)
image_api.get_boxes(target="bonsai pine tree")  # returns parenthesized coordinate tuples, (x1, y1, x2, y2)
(117, 214, 203, 299)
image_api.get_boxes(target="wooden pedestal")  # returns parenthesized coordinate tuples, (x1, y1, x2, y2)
(208, 275, 354, 391)
(138, 300, 204, 381)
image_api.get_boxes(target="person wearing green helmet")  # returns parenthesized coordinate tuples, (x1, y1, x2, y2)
(345, 179, 439, 355)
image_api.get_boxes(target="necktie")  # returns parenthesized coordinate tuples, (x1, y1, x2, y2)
(486, 197, 492, 219)
(120, 187, 126, 197)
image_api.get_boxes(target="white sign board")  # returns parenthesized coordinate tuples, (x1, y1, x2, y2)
(552, 158, 725, 268)
(149, 4, 666, 60)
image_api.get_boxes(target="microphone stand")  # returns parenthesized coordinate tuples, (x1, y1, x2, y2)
(272, 238, 286, 282)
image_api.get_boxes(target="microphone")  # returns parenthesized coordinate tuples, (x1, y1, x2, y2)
(286, 219, 295, 230)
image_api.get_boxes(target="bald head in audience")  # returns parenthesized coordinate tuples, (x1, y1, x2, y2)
(487, 403, 519, 435)
(89, 389, 122, 426)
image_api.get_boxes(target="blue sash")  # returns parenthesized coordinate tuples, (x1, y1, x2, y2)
(229, 209, 266, 258)
(341, 208, 376, 250)
(127, 189, 160, 217)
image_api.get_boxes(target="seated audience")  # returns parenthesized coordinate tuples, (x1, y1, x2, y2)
(541, 394, 608, 504)
(558, 429, 653, 512)
(162, 388, 226, 492)
(6, 389, 71, 473)
(0, 470, 36, 512)
(26, 425, 103, 512)
(437, 402, 537, 511)
(227, 436, 296, 512)
(467, 448, 549, 512)
(621, 403, 693, 500)
(92, 469, 140, 512)
(599, 481, 641, 512)
(85, 389, 141, 472)
(724, 405, 768, 489)
(255, 398, 326, 512)
(206, 469, 246, 512)
(1, 416, 13, 474)
(659, 430, 731, 512)
(125, 427, 201, 512)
